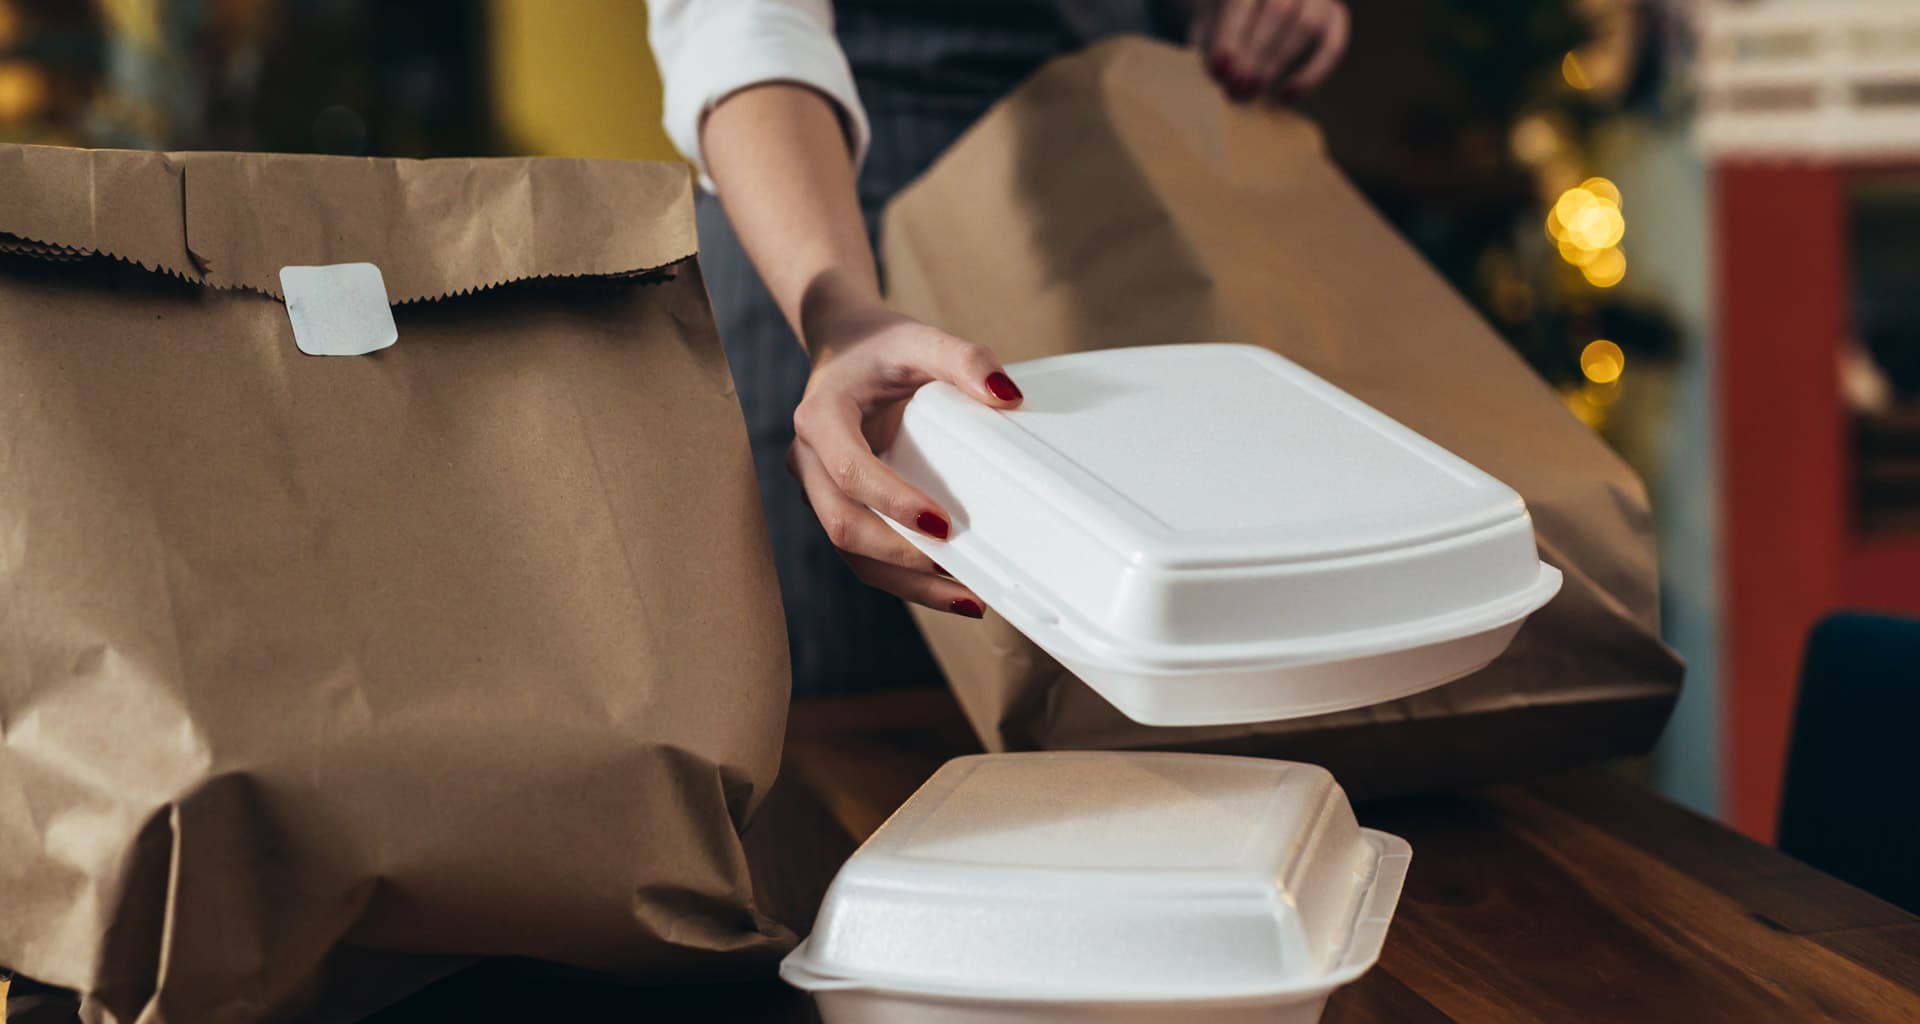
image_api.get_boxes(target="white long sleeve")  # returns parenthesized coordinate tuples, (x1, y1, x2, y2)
(647, 0, 871, 192)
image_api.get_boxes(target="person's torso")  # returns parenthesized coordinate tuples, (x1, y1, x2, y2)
(834, 0, 1173, 208)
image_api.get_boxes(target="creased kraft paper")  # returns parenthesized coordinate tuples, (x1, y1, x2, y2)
(883, 38, 1683, 795)
(0, 145, 792, 1023)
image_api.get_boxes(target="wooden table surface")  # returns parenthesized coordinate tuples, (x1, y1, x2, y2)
(373, 687, 1920, 1023)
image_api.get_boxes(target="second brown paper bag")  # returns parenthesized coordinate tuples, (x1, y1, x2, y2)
(882, 38, 1682, 795)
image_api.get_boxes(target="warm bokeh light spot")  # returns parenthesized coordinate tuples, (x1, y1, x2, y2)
(0, 61, 48, 121)
(1558, 235, 1601, 267)
(1581, 339, 1625, 384)
(1580, 176, 1622, 207)
(1562, 51, 1592, 91)
(1511, 115, 1560, 164)
(1567, 203, 1626, 250)
(1553, 186, 1599, 229)
(1582, 246, 1627, 287)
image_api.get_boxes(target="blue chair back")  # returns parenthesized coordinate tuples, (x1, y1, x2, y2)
(1778, 611, 1920, 914)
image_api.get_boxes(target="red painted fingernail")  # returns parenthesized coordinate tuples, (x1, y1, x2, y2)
(986, 371, 1023, 402)
(949, 598, 985, 619)
(916, 510, 950, 539)
(1209, 52, 1232, 80)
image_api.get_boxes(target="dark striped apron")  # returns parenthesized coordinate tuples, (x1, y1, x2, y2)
(695, 3, 1172, 697)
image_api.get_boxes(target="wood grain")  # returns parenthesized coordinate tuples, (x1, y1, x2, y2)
(364, 687, 1920, 1022)
(1322, 968, 1452, 1023)
(1525, 767, 1920, 993)
(1360, 786, 1920, 1022)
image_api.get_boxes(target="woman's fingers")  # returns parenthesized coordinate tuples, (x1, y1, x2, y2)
(1205, 0, 1263, 95)
(1255, 0, 1321, 92)
(788, 441, 945, 573)
(1198, 0, 1346, 102)
(792, 391, 953, 540)
(1280, 1, 1349, 94)
(790, 316, 1019, 609)
(1245, 0, 1307, 89)
(826, 319, 1022, 410)
(897, 325, 1024, 408)
(843, 553, 986, 617)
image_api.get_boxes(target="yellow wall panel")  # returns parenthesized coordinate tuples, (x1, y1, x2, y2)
(489, 0, 684, 163)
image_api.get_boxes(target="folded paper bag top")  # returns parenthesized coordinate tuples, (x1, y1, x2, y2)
(879, 344, 1562, 727)
(0, 144, 698, 301)
(782, 750, 1410, 1023)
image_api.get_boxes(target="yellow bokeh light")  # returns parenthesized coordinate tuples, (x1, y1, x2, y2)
(0, 62, 49, 121)
(1581, 339, 1625, 384)
(1580, 176, 1622, 208)
(1567, 203, 1626, 250)
(1582, 246, 1627, 287)
(1553, 187, 1599, 229)
(1550, 184, 1626, 267)
(1558, 236, 1602, 267)
(1561, 384, 1606, 428)
(1563, 51, 1592, 91)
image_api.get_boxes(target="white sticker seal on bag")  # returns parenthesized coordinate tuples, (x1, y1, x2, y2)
(279, 263, 399, 357)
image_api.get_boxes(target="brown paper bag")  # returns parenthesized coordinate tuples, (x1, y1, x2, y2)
(881, 38, 1682, 796)
(0, 145, 792, 1023)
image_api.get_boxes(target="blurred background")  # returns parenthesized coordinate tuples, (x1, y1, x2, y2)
(1, 0, 1915, 846)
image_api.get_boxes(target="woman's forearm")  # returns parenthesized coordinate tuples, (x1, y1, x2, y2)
(696, 79, 1016, 618)
(701, 83, 878, 357)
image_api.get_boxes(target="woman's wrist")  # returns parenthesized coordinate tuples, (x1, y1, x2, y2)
(795, 266, 896, 363)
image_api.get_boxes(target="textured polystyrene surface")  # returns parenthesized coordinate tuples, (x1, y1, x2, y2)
(803, 990, 1333, 1024)
(985, 347, 1500, 555)
(782, 752, 1411, 1007)
(878, 344, 1562, 724)
(897, 755, 1284, 869)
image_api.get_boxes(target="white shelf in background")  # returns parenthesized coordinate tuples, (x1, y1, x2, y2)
(1697, 1, 1920, 160)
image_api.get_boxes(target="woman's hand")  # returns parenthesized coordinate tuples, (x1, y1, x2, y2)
(1193, 0, 1350, 102)
(701, 83, 1019, 616)
(789, 299, 1023, 618)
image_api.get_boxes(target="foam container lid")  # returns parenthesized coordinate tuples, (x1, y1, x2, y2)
(880, 344, 1562, 726)
(781, 751, 1411, 1004)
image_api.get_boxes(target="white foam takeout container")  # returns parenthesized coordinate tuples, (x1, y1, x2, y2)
(781, 751, 1411, 1023)
(880, 344, 1563, 726)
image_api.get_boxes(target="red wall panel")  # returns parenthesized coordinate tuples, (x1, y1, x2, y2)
(1713, 161, 1849, 841)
